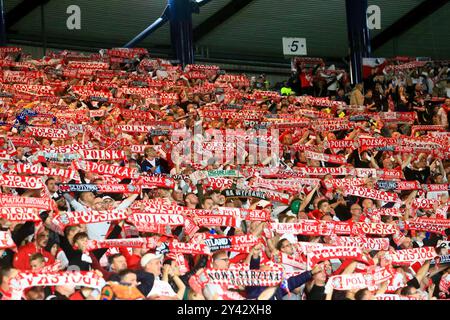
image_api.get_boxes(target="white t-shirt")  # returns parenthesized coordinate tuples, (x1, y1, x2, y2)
(147, 279, 177, 298)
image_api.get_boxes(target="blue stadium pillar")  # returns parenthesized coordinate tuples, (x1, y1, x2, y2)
(345, 0, 371, 85)
(168, 0, 194, 67)
(0, 0, 6, 46)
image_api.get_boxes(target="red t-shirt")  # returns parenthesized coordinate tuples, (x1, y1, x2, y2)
(13, 242, 55, 271)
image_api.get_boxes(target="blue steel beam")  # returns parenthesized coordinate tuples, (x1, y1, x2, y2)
(124, 5, 169, 48)
(0, 0, 5, 45)
(345, 0, 371, 85)
(168, 0, 194, 66)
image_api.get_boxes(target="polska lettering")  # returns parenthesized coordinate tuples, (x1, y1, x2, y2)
(78, 149, 126, 160)
(0, 207, 41, 222)
(75, 161, 137, 179)
(0, 174, 44, 189)
(12, 163, 76, 180)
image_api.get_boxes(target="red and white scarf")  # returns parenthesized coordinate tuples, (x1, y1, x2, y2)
(11, 163, 77, 180)
(85, 237, 161, 251)
(63, 209, 128, 226)
(331, 236, 390, 251)
(78, 149, 126, 160)
(203, 268, 283, 288)
(0, 195, 54, 210)
(305, 150, 347, 165)
(74, 160, 137, 179)
(388, 247, 437, 265)
(343, 185, 400, 202)
(127, 212, 185, 226)
(0, 207, 42, 222)
(25, 127, 68, 139)
(307, 246, 364, 267)
(0, 230, 15, 249)
(0, 174, 44, 189)
(168, 240, 211, 255)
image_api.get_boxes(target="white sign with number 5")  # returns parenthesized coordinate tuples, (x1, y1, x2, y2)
(282, 37, 307, 56)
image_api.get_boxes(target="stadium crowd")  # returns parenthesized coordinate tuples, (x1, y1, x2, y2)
(0, 48, 449, 300)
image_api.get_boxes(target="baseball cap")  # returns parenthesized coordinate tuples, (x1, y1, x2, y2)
(140, 253, 163, 268)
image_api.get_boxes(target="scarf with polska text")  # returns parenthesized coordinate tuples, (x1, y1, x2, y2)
(135, 175, 176, 189)
(132, 203, 187, 215)
(326, 266, 393, 291)
(43, 142, 94, 154)
(0, 174, 44, 189)
(352, 222, 398, 236)
(343, 185, 400, 202)
(406, 218, 450, 235)
(127, 212, 185, 226)
(249, 178, 304, 194)
(25, 126, 68, 139)
(203, 234, 260, 253)
(331, 236, 390, 251)
(387, 247, 437, 265)
(168, 240, 211, 255)
(11, 163, 77, 180)
(74, 160, 138, 179)
(78, 149, 126, 160)
(369, 207, 405, 217)
(0, 207, 42, 222)
(412, 198, 447, 209)
(422, 184, 450, 192)
(129, 221, 171, 235)
(193, 215, 238, 228)
(61, 209, 129, 226)
(323, 139, 356, 150)
(85, 237, 162, 251)
(203, 177, 234, 190)
(8, 271, 105, 300)
(307, 246, 365, 267)
(270, 220, 334, 236)
(358, 137, 398, 151)
(324, 178, 366, 190)
(305, 150, 347, 165)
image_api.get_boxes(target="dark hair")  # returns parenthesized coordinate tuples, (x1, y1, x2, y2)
(317, 199, 329, 211)
(73, 232, 89, 244)
(64, 225, 78, 238)
(0, 267, 13, 285)
(163, 259, 174, 266)
(108, 253, 124, 266)
(118, 269, 136, 281)
(354, 288, 369, 300)
(276, 239, 290, 251)
(400, 286, 415, 296)
(45, 177, 56, 185)
(30, 253, 45, 263)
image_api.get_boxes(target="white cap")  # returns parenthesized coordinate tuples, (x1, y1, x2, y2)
(140, 253, 163, 268)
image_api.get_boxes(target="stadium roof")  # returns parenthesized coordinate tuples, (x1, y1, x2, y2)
(4, 0, 450, 66)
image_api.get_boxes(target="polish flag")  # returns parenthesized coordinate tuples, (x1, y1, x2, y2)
(363, 58, 387, 79)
